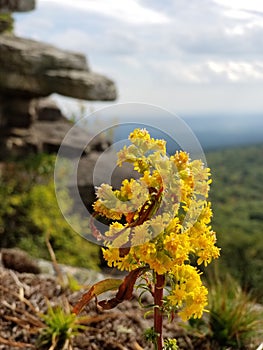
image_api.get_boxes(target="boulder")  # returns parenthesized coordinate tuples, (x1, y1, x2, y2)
(0, 34, 117, 100)
(0, 97, 114, 158)
(1, 96, 35, 127)
(0, 0, 35, 12)
(35, 97, 64, 122)
(1, 248, 40, 274)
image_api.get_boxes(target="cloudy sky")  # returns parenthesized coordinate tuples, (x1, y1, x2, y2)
(14, 0, 263, 117)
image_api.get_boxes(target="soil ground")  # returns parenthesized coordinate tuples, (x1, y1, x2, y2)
(0, 266, 258, 350)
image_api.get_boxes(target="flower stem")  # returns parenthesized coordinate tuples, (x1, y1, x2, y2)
(154, 273, 165, 350)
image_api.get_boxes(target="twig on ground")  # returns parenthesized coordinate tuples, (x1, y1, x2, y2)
(45, 232, 65, 286)
(0, 335, 35, 348)
(9, 269, 31, 294)
(0, 284, 39, 314)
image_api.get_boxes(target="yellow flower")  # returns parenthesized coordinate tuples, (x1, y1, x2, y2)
(131, 222, 152, 246)
(167, 265, 208, 320)
(137, 242, 156, 262)
(164, 233, 191, 265)
(93, 128, 220, 321)
(172, 151, 189, 170)
(102, 247, 120, 267)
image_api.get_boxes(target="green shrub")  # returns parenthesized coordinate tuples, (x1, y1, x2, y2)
(37, 303, 85, 349)
(190, 276, 263, 349)
(0, 13, 14, 33)
(208, 276, 262, 348)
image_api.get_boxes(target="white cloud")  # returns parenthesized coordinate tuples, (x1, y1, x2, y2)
(40, 0, 169, 24)
(14, 0, 263, 114)
(213, 0, 263, 13)
(117, 56, 142, 69)
(150, 60, 263, 84)
(149, 61, 207, 84)
(225, 25, 245, 36)
(214, 0, 263, 19)
(207, 61, 263, 81)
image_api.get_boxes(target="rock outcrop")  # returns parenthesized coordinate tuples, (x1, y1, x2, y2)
(0, 1, 119, 210)
(0, 0, 117, 156)
(0, 97, 111, 157)
(0, 248, 40, 274)
(0, 0, 35, 13)
(0, 34, 116, 100)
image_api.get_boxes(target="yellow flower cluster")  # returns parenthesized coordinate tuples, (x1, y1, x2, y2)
(93, 128, 220, 320)
(167, 265, 208, 321)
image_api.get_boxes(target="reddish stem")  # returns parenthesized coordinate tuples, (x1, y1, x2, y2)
(154, 273, 165, 350)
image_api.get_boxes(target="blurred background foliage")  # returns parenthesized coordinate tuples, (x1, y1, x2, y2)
(206, 144, 263, 301)
(0, 12, 14, 33)
(0, 154, 99, 270)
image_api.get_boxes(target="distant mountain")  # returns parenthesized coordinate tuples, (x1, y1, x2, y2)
(184, 114, 263, 150)
(111, 114, 263, 152)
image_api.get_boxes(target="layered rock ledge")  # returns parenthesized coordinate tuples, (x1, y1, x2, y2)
(0, 0, 118, 212)
(0, 34, 117, 100)
(0, 0, 35, 13)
